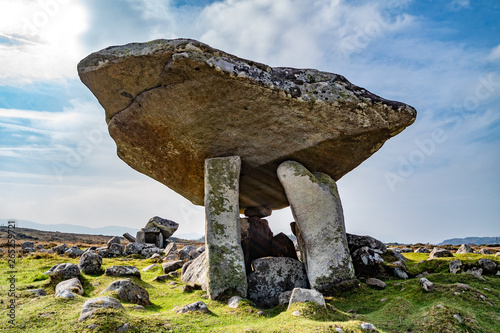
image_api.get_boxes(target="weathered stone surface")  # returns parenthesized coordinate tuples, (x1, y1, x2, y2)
(162, 260, 184, 274)
(107, 236, 121, 247)
(449, 260, 462, 274)
(241, 216, 273, 271)
(346, 234, 387, 253)
(142, 264, 158, 272)
(79, 296, 124, 322)
(52, 244, 68, 254)
(272, 232, 298, 260)
(244, 206, 272, 218)
(278, 290, 293, 305)
(78, 39, 416, 210)
(124, 242, 145, 255)
(176, 301, 209, 314)
(393, 267, 408, 279)
(429, 247, 453, 259)
(387, 248, 408, 262)
(56, 290, 76, 299)
(365, 278, 386, 290)
(102, 278, 150, 306)
(123, 233, 136, 243)
(287, 288, 326, 309)
(164, 242, 177, 257)
(478, 259, 497, 274)
(178, 245, 197, 261)
(27, 288, 46, 297)
(145, 216, 179, 240)
(360, 323, 377, 331)
(205, 156, 247, 299)
(278, 161, 354, 291)
(64, 246, 84, 258)
(22, 241, 34, 250)
(181, 252, 207, 290)
(141, 246, 162, 258)
(55, 277, 84, 296)
(108, 243, 124, 256)
(247, 257, 309, 308)
(227, 296, 242, 308)
(420, 277, 434, 291)
(456, 244, 473, 254)
(105, 266, 141, 277)
(44, 263, 81, 282)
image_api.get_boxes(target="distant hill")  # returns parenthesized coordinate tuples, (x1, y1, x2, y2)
(0, 219, 202, 240)
(439, 236, 500, 245)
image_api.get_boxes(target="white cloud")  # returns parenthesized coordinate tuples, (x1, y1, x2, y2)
(449, 0, 470, 10)
(488, 44, 500, 61)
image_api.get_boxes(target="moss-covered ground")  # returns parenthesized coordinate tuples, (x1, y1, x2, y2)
(0, 251, 499, 332)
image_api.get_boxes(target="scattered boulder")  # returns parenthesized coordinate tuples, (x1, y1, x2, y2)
(78, 296, 124, 322)
(162, 260, 184, 274)
(96, 247, 108, 257)
(449, 260, 462, 274)
(145, 216, 179, 240)
(393, 267, 408, 279)
(365, 278, 386, 290)
(164, 242, 177, 257)
(136, 227, 163, 248)
(228, 296, 242, 308)
(188, 249, 200, 260)
(55, 277, 84, 296)
(278, 161, 354, 292)
(27, 288, 46, 297)
(428, 247, 453, 259)
(244, 206, 272, 218)
(240, 216, 273, 271)
(287, 288, 326, 309)
(35, 244, 45, 251)
(64, 246, 84, 258)
(420, 278, 434, 291)
(479, 249, 494, 255)
(181, 252, 207, 290)
(45, 263, 80, 282)
(22, 241, 35, 252)
(105, 266, 141, 277)
(456, 244, 473, 254)
(176, 301, 210, 314)
(52, 244, 68, 254)
(272, 232, 298, 260)
(141, 246, 162, 258)
(478, 259, 497, 274)
(108, 243, 125, 257)
(123, 233, 136, 243)
(464, 267, 484, 280)
(107, 236, 121, 248)
(414, 247, 430, 253)
(387, 248, 408, 262)
(360, 323, 377, 331)
(345, 234, 387, 253)
(56, 290, 76, 299)
(399, 248, 413, 253)
(196, 246, 205, 253)
(351, 246, 385, 276)
(79, 250, 102, 275)
(178, 245, 197, 261)
(124, 242, 145, 255)
(142, 264, 158, 272)
(247, 257, 309, 308)
(101, 278, 150, 306)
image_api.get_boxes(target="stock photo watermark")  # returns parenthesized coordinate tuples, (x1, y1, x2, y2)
(6, 220, 17, 326)
(385, 73, 500, 191)
(22, 0, 70, 36)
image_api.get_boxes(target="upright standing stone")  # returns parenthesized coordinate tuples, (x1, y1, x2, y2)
(277, 161, 355, 292)
(205, 156, 247, 299)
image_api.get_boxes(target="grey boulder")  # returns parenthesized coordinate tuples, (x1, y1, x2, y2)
(44, 263, 80, 282)
(145, 216, 179, 239)
(101, 278, 150, 306)
(181, 252, 207, 290)
(78, 296, 124, 322)
(105, 266, 141, 277)
(287, 288, 326, 309)
(176, 301, 210, 314)
(55, 277, 84, 296)
(79, 250, 102, 274)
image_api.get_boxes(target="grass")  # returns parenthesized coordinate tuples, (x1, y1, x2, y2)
(0, 251, 498, 332)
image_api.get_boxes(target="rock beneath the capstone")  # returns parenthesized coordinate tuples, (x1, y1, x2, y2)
(27, 288, 46, 297)
(247, 257, 309, 308)
(277, 161, 354, 292)
(178, 245, 197, 261)
(365, 278, 386, 290)
(351, 246, 385, 277)
(108, 243, 125, 257)
(102, 278, 150, 306)
(181, 252, 207, 290)
(164, 242, 177, 257)
(272, 232, 298, 260)
(55, 277, 84, 296)
(414, 247, 430, 253)
(244, 206, 272, 218)
(145, 216, 179, 240)
(420, 278, 434, 291)
(205, 156, 247, 300)
(393, 267, 408, 279)
(278, 290, 293, 305)
(78, 251, 102, 274)
(345, 234, 387, 253)
(162, 260, 184, 274)
(78, 39, 416, 210)
(360, 323, 377, 331)
(176, 301, 210, 314)
(428, 247, 453, 259)
(124, 242, 145, 255)
(56, 289, 76, 299)
(52, 244, 68, 254)
(287, 288, 326, 309)
(241, 216, 273, 271)
(78, 296, 124, 322)
(456, 244, 473, 254)
(479, 249, 494, 255)
(64, 246, 84, 258)
(228, 296, 242, 308)
(45, 263, 81, 282)
(478, 259, 497, 274)
(105, 266, 141, 277)
(107, 236, 121, 248)
(123, 233, 136, 243)
(449, 260, 462, 274)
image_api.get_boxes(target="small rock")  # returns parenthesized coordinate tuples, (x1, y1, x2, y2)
(55, 277, 84, 296)
(456, 283, 471, 289)
(44, 263, 80, 282)
(153, 274, 171, 282)
(479, 249, 493, 255)
(105, 266, 140, 277)
(163, 242, 177, 257)
(292, 310, 301, 316)
(478, 258, 497, 274)
(428, 247, 453, 259)
(162, 260, 184, 274)
(78, 296, 124, 322)
(133, 305, 145, 310)
(399, 248, 413, 253)
(107, 243, 124, 256)
(365, 278, 386, 290)
(244, 206, 272, 218)
(117, 323, 130, 332)
(22, 241, 35, 250)
(415, 272, 430, 278)
(420, 278, 434, 291)
(335, 328, 344, 333)
(456, 244, 473, 254)
(464, 267, 485, 280)
(35, 244, 45, 251)
(27, 288, 46, 297)
(257, 311, 266, 316)
(168, 271, 179, 278)
(123, 233, 136, 242)
(360, 323, 376, 331)
(79, 251, 102, 275)
(168, 282, 177, 285)
(175, 301, 209, 314)
(414, 247, 430, 253)
(101, 278, 150, 306)
(150, 253, 161, 260)
(56, 290, 76, 299)
(188, 249, 200, 260)
(454, 314, 462, 323)
(142, 264, 158, 272)
(107, 236, 121, 248)
(288, 288, 326, 309)
(393, 267, 408, 279)
(124, 242, 145, 255)
(141, 246, 162, 258)
(178, 245, 197, 261)
(380, 298, 387, 302)
(449, 260, 462, 274)
(228, 296, 242, 308)
(182, 284, 201, 292)
(196, 246, 205, 253)
(52, 244, 68, 254)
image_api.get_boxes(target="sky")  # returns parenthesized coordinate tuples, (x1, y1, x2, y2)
(0, 0, 499, 244)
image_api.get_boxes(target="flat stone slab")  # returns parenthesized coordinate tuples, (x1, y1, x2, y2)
(78, 39, 416, 209)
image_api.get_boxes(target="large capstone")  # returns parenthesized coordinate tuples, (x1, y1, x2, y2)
(145, 216, 179, 240)
(277, 161, 355, 292)
(204, 156, 247, 299)
(78, 39, 416, 210)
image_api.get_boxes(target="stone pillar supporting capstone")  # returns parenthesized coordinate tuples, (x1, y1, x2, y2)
(277, 160, 355, 293)
(205, 156, 247, 299)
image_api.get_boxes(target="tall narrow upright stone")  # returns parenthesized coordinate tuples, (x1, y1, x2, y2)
(205, 156, 247, 299)
(277, 161, 355, 293)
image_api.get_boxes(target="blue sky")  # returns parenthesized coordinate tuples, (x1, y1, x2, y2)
(0, 0, 499, 243)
